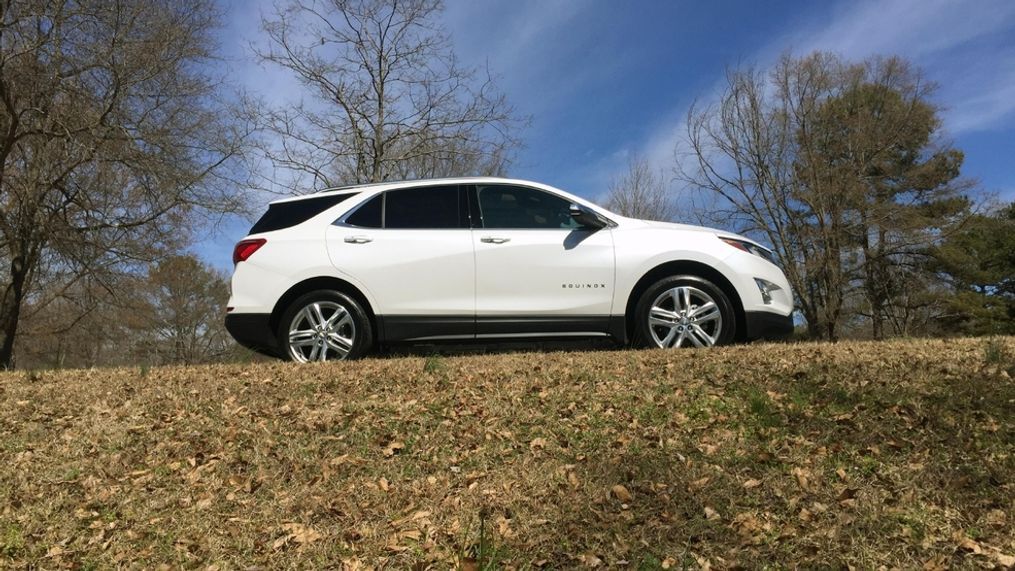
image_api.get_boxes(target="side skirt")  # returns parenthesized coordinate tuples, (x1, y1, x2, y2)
(381, 315, 626, 344)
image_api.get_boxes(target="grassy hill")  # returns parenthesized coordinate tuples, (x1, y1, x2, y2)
(2, 337, 1013, 569)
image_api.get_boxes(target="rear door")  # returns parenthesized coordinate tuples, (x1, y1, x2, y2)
(325, 185, 475, 341)
(470, 184, 616, 336)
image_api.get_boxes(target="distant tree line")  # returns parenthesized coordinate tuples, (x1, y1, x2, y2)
(2, 0, 1010, 369)
(16, 254, 238, 369)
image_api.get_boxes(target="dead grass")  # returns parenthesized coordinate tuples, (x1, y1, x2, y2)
(1, 337, 1013, 569)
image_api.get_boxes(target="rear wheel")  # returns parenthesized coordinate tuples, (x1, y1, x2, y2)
(277, 290, 373, 362)
(634, 275, 735, 349)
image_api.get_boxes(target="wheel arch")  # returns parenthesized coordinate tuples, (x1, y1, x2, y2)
(624, 260, 746, 343)
(270, 276, 380, 342)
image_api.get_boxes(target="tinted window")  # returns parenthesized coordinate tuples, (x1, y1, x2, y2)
(344, 194, 383, 228)
(385, 185, 462, 229)
(477, 185, 578, 229)
(250, 193, 356, 234)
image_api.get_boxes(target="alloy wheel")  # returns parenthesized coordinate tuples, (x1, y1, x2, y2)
(648, 285, 723, 348)
(287, 301, 356, 362)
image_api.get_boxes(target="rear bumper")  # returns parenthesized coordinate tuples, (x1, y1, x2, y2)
(225, 313, 278, 356)
(744, 310, 794, 340)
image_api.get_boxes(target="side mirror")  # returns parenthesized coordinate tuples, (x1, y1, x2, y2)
(569, 203, 607, 230)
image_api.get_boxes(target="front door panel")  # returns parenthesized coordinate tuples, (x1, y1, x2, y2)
(471, 183, 616, 333)
(473, 228, 616, 329)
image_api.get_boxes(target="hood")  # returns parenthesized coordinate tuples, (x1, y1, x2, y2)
(622, 217, 767, 249)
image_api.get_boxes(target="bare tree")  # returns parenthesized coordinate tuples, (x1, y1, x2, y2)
(140, 255, 233, 365)
(16, 254, 238, 369)
(252, 0, 522, 193)
(0, 0, 250, 369)
(677, 52, 969, 340)
(678, 55, 843, 338)
(604, 156, 676, 221)
(15, 273, 144, 369)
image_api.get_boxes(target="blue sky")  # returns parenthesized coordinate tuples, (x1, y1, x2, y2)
(202, 0, 1015, 269)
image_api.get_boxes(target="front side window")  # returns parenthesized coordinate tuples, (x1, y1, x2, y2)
(384, 185, 462, 229)
(476, 185, 579, 229)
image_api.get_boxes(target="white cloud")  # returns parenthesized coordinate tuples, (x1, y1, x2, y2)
(442, 0, 630, 124)
(786, 0, 1015, 62)
(623, 0, 1015, 187)
(938, 54, 1015, 134)
(787, 0, 1015, 136)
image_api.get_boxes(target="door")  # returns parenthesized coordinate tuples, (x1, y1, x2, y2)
(325, 184, 475, 340)
(471, 184, 616, 336)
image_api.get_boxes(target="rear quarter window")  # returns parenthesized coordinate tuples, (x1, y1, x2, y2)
(344, 193, 383, 228)
(250, 193, 357, 234)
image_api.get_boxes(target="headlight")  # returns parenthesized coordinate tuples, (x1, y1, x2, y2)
(719, 236, 778, 266)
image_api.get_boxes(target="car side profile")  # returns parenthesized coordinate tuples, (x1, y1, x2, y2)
(225, 177, 794, 362)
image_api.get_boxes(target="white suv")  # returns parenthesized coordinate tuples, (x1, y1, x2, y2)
(226, 178, 793, 361)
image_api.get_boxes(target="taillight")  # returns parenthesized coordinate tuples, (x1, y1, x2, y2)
(233, 238, 267, 264)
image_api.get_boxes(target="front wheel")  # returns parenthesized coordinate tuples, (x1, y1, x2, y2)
(633, 275, 735, 349)
(277, 290, 373, 362)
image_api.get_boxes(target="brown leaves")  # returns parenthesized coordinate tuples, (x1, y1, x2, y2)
(272, 523, 323, 550)
(689, 476, 710, 491)
(985, 509, 1007, 527)
(956, 534, 983, 555)
(611, 484, 632, 503)
(791, 467, 815, 493)
(995, 553, 1015, 568)
(567, 470, 580, 489)
(951, 532, 1015, 568)
(3, 337, 1014, 568)
(732, 512, 776, 546)
(836, 487, 858, 508)
(382, 440, 404, 457)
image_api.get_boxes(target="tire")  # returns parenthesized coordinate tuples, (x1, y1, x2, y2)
(277, 290, 373, 362)
(633, 275, 735, 349)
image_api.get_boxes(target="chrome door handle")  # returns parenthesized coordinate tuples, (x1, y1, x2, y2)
(344, 235, 373, 244)
(480, 236, 510, 244)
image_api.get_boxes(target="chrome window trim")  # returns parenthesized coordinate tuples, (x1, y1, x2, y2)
(333, 182, 617, 231)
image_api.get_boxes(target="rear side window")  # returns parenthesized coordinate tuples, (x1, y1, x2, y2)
(384, 185, 462, 229)
(250, 193, 356, 234)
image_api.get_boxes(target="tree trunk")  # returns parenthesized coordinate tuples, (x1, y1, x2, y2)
(826, 320, 838, 342)
(0, 256, 30, 369)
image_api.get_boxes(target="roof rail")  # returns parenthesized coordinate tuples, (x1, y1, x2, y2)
(312, 176, 512, 194)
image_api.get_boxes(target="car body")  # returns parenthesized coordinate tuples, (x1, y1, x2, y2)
(226, 177, 794, 361)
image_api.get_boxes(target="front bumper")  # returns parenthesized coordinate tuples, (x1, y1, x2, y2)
(744, 310, 794, 340)
(225, 313, 279, 356)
